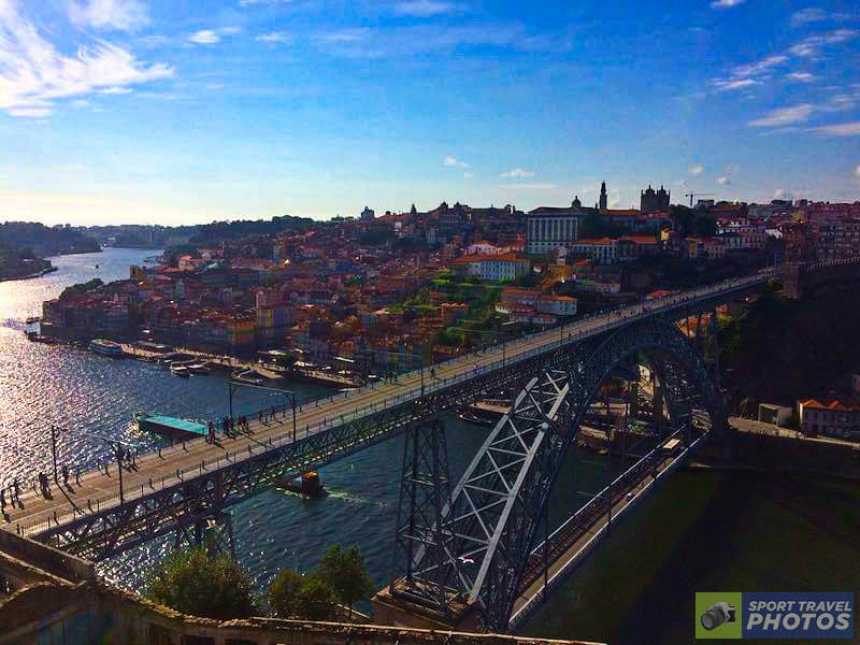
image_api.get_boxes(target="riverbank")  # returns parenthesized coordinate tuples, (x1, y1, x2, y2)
(0, 262, 57, 283)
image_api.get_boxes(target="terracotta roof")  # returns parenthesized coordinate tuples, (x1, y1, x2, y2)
(603, 209, 640, 217)
(800, 399, 858, 411)
(451, 253, 528, 264)
(573, 237, 615, 245)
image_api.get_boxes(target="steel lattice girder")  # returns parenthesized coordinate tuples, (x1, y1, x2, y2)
(407, 317, 726, 632)
(34, 343, 579, 561)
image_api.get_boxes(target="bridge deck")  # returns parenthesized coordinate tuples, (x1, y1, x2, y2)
(508, 434, 705, 630)
(1, 273, 768, 541)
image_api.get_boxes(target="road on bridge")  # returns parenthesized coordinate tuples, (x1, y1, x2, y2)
(1, 271, 770, 539)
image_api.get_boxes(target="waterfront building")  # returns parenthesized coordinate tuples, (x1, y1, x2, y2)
(797, 399, 860, 439)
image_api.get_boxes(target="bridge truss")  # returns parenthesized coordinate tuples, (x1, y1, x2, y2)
(391, 316, 726, 632)
(34, 336, 584, 561)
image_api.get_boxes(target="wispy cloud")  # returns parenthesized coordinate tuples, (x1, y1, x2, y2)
(500, 168, 535, 178)
(791, 8, 828, 26)
(0, 0, 173, 118)
(809, 121, 860, 136)
(785, 71, 815, 82)
(790, 8, 854, 27)
(748, 104, 815, 127)
(393, 1, 461, 18)
(188, 27, 241, 45)
(688, 164, 704, 176)
(789, 28, 858, 57)
(711, 55, 788, 92)
(188, 30, 220, 45)
(498, 182, 557, 190)
(710, 0, 746, 9)
(68, 0, 150, 32)
(712, 78, 759, 92)
(855, 164, 860, 177)
(313, 24, 562, 58)
(712, 28, 856, 95)
(716, 163, 739, 185)
(443, 155, 468, 168)
(732, 55, 788, 78)
(256, 31, 291, 44)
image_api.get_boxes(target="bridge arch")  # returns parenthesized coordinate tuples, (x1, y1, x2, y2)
(404, 317, 726, 631)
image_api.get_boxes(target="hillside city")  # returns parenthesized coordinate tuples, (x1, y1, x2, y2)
(30, 184, 860, 441)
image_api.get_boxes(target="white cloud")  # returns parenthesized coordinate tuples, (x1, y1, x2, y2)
(187, 27, 240, 46)
(791, 8, 828, 26)
(188, 30, 220, 45)
(790, 8, 854, 27)
(443, 155, 468, 168)
(732, 55, 788, 78)
(0, 0, 173, 118)
(688, 164, 704, 176)
(748, 104, 814, 127)
(716, 176, 731, 185)
(855, 165, 860, 177)
(773, 188, 786, 199)
(463, 171, 473, 179)
(809, 121, 860, 136)
(785, 71, 815, 82)
(256, 31, 291, 44)
(68, 0, 150, 32)
(99, 86, 132, 94)
(314, 24, 558, 59)
(710, 0, 746, 9)
(500, 168, 535, 178)
(790, 28, 858, 57)
(712, 78, 759, 92)
(393, 1, 460, 17)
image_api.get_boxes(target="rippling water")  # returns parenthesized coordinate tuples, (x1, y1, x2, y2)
(0, 248, 618, 604)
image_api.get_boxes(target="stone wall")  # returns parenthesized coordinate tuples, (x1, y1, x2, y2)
(1, 580, 601, 645)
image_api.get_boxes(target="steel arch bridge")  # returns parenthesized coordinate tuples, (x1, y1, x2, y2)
(393, 316, 726, 632)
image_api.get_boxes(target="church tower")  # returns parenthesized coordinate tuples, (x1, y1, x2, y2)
(599, 181, 608, 211)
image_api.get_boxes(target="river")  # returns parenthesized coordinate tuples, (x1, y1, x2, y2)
(0, 248, 857, 644)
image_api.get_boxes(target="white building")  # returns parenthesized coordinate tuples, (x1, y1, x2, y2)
(526, 210, 582, 255)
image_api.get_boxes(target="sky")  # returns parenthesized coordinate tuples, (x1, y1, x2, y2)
(0, 0, 859, 225)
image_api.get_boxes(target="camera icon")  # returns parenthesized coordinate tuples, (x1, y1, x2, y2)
(700, 602, 737, 631)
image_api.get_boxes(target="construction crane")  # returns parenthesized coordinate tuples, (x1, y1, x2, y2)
(685, 193, 715, 208)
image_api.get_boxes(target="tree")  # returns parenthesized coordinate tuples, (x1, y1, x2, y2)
(294, 574, 338, 621)
(143, 547, 257, 620)
(317, 544, 375, 616)
(268, 568, 305, 618)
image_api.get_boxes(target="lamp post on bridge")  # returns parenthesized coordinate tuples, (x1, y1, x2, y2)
(228, 379, 298, 442)
(49, 425, 64, 483)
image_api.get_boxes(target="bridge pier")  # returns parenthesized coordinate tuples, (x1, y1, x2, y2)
(174, 512, 236, 559)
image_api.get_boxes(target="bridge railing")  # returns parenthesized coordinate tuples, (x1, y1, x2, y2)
(16, 271, 770, 538)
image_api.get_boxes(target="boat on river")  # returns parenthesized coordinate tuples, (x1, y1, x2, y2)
(135, 413, 208, 439)
(89, 338, 124, 358)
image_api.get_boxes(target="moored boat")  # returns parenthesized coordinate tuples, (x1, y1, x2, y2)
(89, 338, 124, 358)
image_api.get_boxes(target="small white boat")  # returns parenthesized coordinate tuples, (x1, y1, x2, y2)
(170, 364, 190, 378)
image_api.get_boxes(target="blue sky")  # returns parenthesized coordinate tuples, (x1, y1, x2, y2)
(0, 0, 859, 225)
